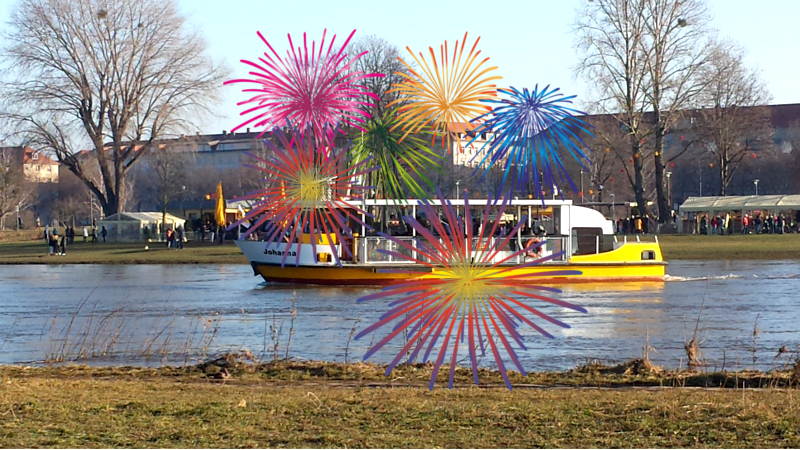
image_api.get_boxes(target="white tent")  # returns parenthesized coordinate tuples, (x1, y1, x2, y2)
(97, 212, 186, 242)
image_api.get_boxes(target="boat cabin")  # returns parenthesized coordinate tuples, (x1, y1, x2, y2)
(247, 198, 623, 267)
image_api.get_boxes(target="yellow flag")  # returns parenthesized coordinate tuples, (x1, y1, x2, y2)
(215, 182, 225, 227)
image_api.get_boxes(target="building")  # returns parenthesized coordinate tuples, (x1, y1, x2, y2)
(159, 129, 270, 171)
(450, 124, 496, 167)
(0, 146, 59, 183)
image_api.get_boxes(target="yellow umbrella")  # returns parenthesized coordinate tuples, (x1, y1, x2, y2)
(215, 182, 225, 226)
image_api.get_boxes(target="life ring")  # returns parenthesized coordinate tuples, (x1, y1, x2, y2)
(525, 238, 543, 258)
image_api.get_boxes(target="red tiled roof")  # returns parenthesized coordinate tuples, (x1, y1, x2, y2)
(0, 146, 59, 165)
(22, 147, 59, 165)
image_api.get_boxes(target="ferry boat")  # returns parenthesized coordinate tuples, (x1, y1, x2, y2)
(235, 198, 666, 286)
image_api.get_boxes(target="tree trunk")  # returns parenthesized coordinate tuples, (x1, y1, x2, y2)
(653, 120, 669, 223)
(719, 150, 729, 196)
(631, 137, 647, 217)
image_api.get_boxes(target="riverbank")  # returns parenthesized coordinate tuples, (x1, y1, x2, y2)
(1, 360, 798, 447)
(1, 233, 799, 264)
(657, 233, 800, 260)
(0, 240, 248, 265)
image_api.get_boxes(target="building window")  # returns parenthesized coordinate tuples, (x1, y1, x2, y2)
(47, 166, 52, 172)
(35, 165, 40, 171)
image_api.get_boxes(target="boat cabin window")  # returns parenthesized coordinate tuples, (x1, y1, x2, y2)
(571, 227, 604, 255)
(525, 205, 560, 236)
(641, 250, 656, 260)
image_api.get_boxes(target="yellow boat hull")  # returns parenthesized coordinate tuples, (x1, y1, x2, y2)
(253, 262, 666, 286)
(245, 240, 666, 286)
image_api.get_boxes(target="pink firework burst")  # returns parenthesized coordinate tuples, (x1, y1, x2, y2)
(228, 125, 376, 267)
(225, 29, 384, 146)
(355, 190, 587, 390)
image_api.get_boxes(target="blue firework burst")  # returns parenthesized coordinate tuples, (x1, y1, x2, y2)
(467, 85, 593, 200)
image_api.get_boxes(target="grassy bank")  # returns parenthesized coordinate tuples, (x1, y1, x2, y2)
(656, 234, 800, 260)
(1, 360, 799, 448)
(0, 233, 798, 264)
(0, 240, 247, 265)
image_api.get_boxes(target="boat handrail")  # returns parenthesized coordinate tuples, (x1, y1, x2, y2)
(355, 235, 568, 265)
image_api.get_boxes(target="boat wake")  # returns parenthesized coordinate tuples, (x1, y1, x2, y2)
(664, 274, 743, 282)
(666, 273, 800, 282)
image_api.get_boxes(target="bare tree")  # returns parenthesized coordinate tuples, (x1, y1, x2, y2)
(0, 0, 228, 217)
(347, 35, 408, 119)
(142, 145, 195, 237)
(575, 0, 652, 216)
(0, 149, 34, 229)
(579, 116, 636, 203)
(640, 0, 713, 222)
(695, 42, 772, 195)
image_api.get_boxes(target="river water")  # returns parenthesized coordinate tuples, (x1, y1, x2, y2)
(0, 261, 798, 372)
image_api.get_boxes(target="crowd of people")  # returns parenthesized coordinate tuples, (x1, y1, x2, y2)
(698, 211, 800, 235)
(42, 223, 107, 256)
(187, 218, 233, 244)
(615, 215, 657, 235)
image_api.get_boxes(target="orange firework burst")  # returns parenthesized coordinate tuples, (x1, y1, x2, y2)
(388, 32, 501, 153)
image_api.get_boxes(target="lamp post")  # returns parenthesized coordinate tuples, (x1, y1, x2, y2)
(89, 193, 94, 228)
(666, 171, 672, 211)
(580, 169, 584, 203)
(610, 193, 616, 226)
(15, 205, 20, 231)
(754, 179, 759, 196)
(456, 181, 460, 217)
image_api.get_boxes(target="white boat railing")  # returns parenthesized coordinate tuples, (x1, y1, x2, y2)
(356, 236, 568, 265)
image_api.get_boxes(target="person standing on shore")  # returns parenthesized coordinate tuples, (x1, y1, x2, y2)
(49, 229, 58, 255)
(176, 225, 184, 249)
(91, 226, 97, 243)
(59, 231, 67, 255)
(82, 226, 88, 243)
(101, 226, 107, 242)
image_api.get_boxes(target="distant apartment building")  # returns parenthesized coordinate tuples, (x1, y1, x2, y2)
(0, 146, 59, 183)
(450, 124, 497, 167)
(164, 130, 269, 171)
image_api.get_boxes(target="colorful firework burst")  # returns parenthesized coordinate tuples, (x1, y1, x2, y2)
(228, 125, 376, 267)
(467, 85, 594, 200)
(225, 29, 384, 147)
(350, 109, 443, 203)
(387, 32, 501, 153)
(355, 191, 586, 390)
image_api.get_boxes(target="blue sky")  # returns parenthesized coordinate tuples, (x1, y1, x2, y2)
(1, 0, 798, 134)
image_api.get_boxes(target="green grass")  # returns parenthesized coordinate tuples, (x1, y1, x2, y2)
(0, 233, 798, 264)
(656, 234, 800, 260)
(1, 361, 799, 448)
(0, 240, 247, 265)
